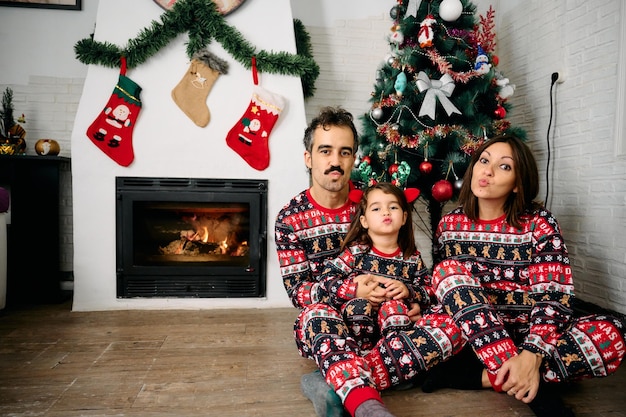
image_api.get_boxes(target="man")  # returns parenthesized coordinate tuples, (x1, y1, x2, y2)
(275, 106, 358, 311)
(277, 107, 471, 417)
(275, 107, 398, 417)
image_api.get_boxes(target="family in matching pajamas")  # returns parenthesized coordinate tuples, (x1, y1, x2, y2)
(275, 109, 625, 417)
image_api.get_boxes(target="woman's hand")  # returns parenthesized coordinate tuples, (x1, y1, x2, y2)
(406, 302, 422, 322)
(496, 350, 543, 403)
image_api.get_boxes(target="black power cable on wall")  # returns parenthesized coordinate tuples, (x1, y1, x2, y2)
(545, 72, 559, 207)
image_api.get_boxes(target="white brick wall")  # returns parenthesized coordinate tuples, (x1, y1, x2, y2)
(303, 13, 390, 124)
(496, 0, 626, 313)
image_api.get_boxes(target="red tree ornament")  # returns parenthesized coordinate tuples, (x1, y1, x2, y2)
(388, 163, 399, 175)
(419, 161, 433, 174)
(432, 179, 454, 202)
(494, 105, 506, 119)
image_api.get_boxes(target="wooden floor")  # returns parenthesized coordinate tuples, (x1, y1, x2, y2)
(1, 299, 625, 417)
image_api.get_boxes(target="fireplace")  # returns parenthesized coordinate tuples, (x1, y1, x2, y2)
(116, 177, 267, 298)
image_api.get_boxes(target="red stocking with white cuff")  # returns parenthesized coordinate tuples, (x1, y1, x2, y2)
(225, 57, 286, 171)
(86, 57, 142, 167)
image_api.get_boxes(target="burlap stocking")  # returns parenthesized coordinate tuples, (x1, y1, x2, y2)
(172, 49, 229, 127)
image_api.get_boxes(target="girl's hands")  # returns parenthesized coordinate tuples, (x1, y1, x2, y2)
(354, 275, 412, 306)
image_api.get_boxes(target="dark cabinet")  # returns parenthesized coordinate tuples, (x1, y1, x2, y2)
(0, 155, 69, 305)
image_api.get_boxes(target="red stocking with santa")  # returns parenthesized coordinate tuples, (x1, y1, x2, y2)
(225, 57, 286, 171)
(86, 57, 142, 167)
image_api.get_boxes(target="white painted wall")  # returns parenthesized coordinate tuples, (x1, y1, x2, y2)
(0, 2, 97, 84)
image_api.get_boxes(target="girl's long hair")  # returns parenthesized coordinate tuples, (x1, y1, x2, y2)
(458, 134, 543, 228)
(341, 182, 417, 259)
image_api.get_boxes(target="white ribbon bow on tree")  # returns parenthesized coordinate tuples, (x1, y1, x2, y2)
(405, 0, 419, 17)
(416, 71, 462, 120)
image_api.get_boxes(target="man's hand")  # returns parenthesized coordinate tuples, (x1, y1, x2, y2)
(354, 274, 387, 304)
(496, 350, 543, 403)
(376, 276, 410, 300)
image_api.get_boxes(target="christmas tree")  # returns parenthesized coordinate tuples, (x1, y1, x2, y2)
(355, 0, 525, 244)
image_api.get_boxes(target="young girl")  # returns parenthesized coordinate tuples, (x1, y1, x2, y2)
(295, 183, 463, 417)
(320, 182, 433, 351)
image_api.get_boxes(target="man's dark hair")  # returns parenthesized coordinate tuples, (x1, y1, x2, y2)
(303, 106, 359, 153)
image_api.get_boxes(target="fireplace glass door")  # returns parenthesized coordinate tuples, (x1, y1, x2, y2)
(116, 177, 267, 298)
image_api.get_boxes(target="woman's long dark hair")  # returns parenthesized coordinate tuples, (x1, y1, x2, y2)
(341, 183, 417, 259)
(458, 134, 543, 229)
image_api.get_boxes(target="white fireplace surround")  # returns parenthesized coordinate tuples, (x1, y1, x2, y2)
(71, 0, 308, 311)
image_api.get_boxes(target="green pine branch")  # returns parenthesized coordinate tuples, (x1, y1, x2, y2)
(74, 0, 319, 98)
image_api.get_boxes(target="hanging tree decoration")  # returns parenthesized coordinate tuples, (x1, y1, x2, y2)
(394, 69, 408, 97)
(418, 14, 437, 48)
(390, 24, 405, 45)
(439, 0, 464, 22)
(419, 142, 432, 174)
(355, 156, 381, 187)
(431, 160, 455, 203)
(391, 160, 412, 188)
(496, 74, 516, 100)
(415, 71, 462, 119)
(474, 45, 492, 75)
(432, 179, 454, 202)
(451, 162, 464, 190)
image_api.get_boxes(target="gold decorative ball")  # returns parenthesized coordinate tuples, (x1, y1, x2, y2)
(35, 139, 60, 156)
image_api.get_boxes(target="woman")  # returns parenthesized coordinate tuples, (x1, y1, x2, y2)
(427, 134, 625, 415)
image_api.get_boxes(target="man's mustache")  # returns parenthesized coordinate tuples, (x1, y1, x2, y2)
(324, 166, 344, 175)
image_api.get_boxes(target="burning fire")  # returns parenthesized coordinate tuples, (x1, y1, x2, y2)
(159, 212, 249, 257)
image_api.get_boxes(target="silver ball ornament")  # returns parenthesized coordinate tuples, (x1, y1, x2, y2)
(454, 178, 464, 190)
(371, 107, 384, 120)
(375, 70, 384, 85)
(390, 5, 401, 19)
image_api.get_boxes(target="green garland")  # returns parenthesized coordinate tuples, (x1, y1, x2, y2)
(74, 0, 319, 98)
